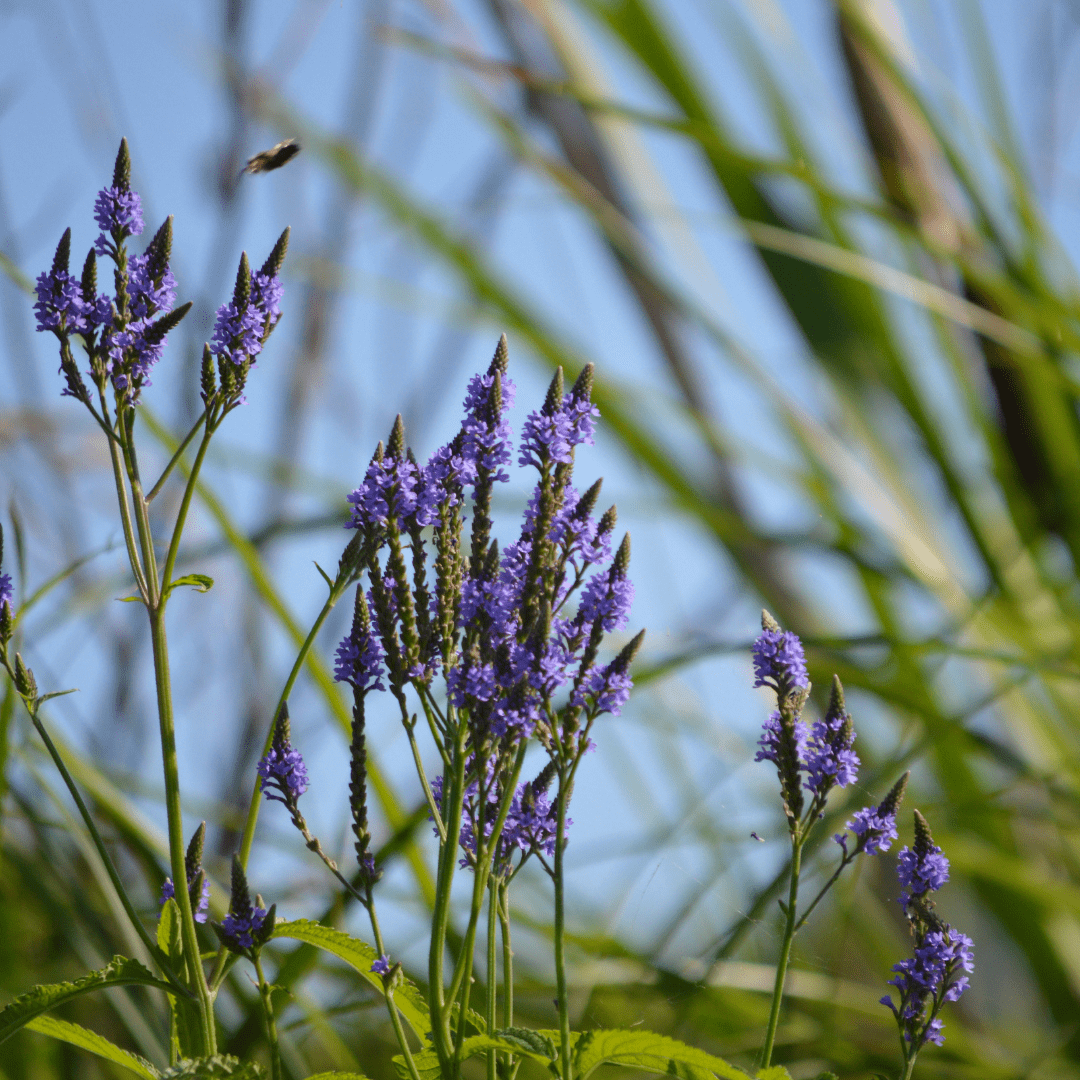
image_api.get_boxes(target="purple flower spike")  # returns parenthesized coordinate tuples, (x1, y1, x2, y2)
(334, 589, 386, 694)
(804, 675, 859, 795)
(257, 704, 309, 806)
(0, 573, 11, 613)
(881, 811, 972, 1055)
(217, 854, 272, 955)
(371, 955, 391, 975)
(34, 270, 88, 335)
(752, 612, 809, 697)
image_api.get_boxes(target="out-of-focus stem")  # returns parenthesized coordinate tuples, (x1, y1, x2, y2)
(254, 953, 281, 1080)
(760, 835, 802, 1068)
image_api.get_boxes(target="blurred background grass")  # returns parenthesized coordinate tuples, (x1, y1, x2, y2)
(2, 0, 1080, 1077)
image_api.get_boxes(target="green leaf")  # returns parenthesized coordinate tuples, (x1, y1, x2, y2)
(23, 1015, 160, 1079)
(159, 1057, 265, 1079)
(271, 920, 430, 1041)
(756, 1069, 794, 1080)
(573, 1030, 749, 1080)
(495, 1026, 557, 1059)
(393, 1034, 557, 1080)
(304, 1074, 372, 1080)
(166, 574, 214, 596)
(158, 900, 201, 1060)
(0, 956, 174, 1045)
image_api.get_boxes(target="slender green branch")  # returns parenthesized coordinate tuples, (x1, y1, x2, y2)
(253, 953, 282, 1080)
(103, 407, 149, 603)
(236, 581, 351, 869)
(366, 887, 424, 1080)
(794, 851, 854, 933)
(553, 769, 572, 1080)
(760, 835, 802, 1068)
(407, 721, 446, 842)
(161, 422, 216, 589)
(146, 408, 210, 502)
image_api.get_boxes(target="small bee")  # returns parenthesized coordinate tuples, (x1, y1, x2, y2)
(243, 138, 301, 175)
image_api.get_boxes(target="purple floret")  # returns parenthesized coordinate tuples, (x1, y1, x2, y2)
(754, 710, 808, 769)
(127, 253, 177, 319)
(258, 743, 309, 805)
(517, 389, 598, 471)
(898, 843, 950, 902)
(835, 804, 899, 857)
(334, 617, 386, 694)
(93, 186, 144, 248)
(0, 573, 12, 612)
(34, 269, 88, 334)
(461, 368, 516, 483)
(371, 955, 391, 975)
(752, 627, 809, 694)
(804, 701, 859, 795)
(577, 565, 633, 633)
(209, 269, 283, 368)
(220, 905, 268, 951)
(160, 874, 211, 923)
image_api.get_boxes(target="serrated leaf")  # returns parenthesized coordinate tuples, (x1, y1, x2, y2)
(159, 1056, 265, 1079)
(0, 956, 174, 1045)
(271, 920, 430, 1041)
(24, 1015, 160, 1079)
(573, 1029, 748, 1080)
(756, 1068, 794, 1080)
(166, 574, 214, 596)
(496, 1026, 557, 1059)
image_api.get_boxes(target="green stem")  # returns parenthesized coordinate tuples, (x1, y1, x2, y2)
(429, 722, 467, 1072)
(108, 411, 216, 1052)
(553, 770, 573, 1080)
(254, 953, 282, 1080)
(367, 888, 424, 1080)
(900, 1052, 917, 1080)
(499, 881, 513, 1032)
(104, 413, 149, 603)
(760, 836, 802, 1069)
(407, 721, 446, 841)
(486, 877, 499, 1080)
(148, 606, 217, 1054)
